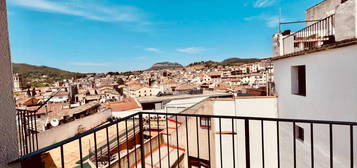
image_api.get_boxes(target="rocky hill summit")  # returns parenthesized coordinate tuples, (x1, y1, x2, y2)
(149, 62, 183, 70)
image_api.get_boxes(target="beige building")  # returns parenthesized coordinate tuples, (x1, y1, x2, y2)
(130, 86, 160, 98)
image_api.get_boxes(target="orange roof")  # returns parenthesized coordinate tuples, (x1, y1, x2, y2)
(196, 73, 205, 78)
(106, 97, 141, 112)
(161, 79, 179, 86)
(209, 71, 221, 77)
(126, 80, 140, 86)
(215, 83, 230, 90)
(129, 84, 148, 91)
(27, 102, 70, 115)
(175, 84, 195, 91)
(232, 86, 244, 91)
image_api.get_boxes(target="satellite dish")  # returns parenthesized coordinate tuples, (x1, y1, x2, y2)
(50, 118, 59, 127)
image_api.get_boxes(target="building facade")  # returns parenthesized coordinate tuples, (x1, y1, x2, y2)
(273, 0, 357, 167)
(0, 0, 20, 167)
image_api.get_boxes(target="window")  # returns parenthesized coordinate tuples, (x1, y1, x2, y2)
(295, 125, 304, 141)
(200, 117, 211, 129)
(291, 65, 306, 96)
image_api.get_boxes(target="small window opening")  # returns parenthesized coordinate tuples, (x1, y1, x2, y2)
(291, 65, 306, 96)
(295, 125, 304, 141)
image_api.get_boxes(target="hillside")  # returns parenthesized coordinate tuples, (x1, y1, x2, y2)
(149, 62, 183, 70)
(13, 63, 86, 87)
(187, 58, 260, 69)
(221, 58, 260, 65)
(186, 61, 220, 69)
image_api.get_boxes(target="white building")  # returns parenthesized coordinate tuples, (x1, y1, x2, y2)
(13, 73, 24, 92)
(273, 0, 357, 167)
(164, 97, 208, 114)
(44, 91, 69, 103)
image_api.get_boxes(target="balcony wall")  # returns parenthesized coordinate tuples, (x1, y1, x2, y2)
(37, 108, 112, 149)
(0, 0, 20, 168)
(213, 97, 278, 168)
(282, 35, 295, 55)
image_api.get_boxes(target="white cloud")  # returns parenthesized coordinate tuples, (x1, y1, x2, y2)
(9, 0, 147, 23)
(244, 14, 285, 28)
(266, 16, 281, 28)
(176, 47, 205, 54)
(144, 48, 162, 53)
(70, 62, 111, 67)
(253, 0, 276, 8)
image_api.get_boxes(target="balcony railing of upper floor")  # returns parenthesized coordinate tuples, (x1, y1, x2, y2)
(279, 14, 335, 56)
(10, 111, 357, 168)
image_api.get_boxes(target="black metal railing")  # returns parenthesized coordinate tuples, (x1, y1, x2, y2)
(283, 14, 335, 54)
(16, 109, 39, 155)
(11, 112, 356, 168)
(16, 87, 65, 156)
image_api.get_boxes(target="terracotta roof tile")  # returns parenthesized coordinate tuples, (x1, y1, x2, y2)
(106, 97, 141, 112)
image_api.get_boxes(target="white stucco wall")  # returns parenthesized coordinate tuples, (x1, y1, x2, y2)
(335, 0, 357, 41)
(0, 0, 20, 167)
(306, 0, 340, 23)
(213, 97, 278, 168)
(274, 44, 357, 168)
(112, 108, 142, 118)
(283, 35, 295, 55)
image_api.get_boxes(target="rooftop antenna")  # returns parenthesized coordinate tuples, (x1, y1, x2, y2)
(278, 8, 282, 33)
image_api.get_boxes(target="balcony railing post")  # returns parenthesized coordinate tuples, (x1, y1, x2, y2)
(22, 112, 28, 154)
(138, 113, 146, 168)
(245, 119, 251, 168)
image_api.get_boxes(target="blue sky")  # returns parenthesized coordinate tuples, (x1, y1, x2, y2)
(7, 0, 321, 73)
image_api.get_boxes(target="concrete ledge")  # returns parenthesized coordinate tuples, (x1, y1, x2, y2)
(271, 38, 357, 61)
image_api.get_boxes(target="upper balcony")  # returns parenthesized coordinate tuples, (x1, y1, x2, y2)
(278, 15, 335, 56)
(273, 0, 357, 57)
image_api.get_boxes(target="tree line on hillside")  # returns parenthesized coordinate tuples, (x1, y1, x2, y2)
(13, 63, 86, 87)
(187, 58, 260, 67)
